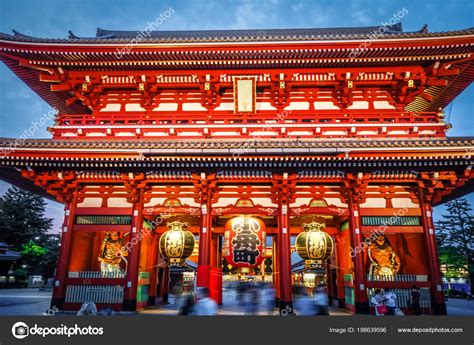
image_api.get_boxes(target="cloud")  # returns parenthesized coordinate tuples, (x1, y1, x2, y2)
(232, 1, 270, 29)
(350, 2, 375, 26)
(291, 2, 304, 12)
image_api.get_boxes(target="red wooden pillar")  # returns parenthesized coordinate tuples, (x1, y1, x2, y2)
(197, 198, 212, 288)
(154, 247, 170, 304)
(123, 188, 144, 311)
(347, 194, 369, 314)
(272, 236, 280, 306)
(51, 191, 78, 310)
(418, 188, 447, 315)
(326, 260, 334, 304)
(278, 201, 293, 315)
(209, 235, 223, 304)
(160, 266, 170, 304)
(335, 233, 347, 309)
(147, 234, 160, 306)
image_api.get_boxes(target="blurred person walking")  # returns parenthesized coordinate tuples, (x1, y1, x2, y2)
(409, 285, 421, 315)
(294, 286, 315, 315)
(314, 285, 329, 315)
(192, 287, 218, 315)
(384, 288, 397, 315)
(244, 284, 260, 315)
(77, 301, 97, 316)
(371, 289, 386, 316)
(178, 293, 195, 315)
(262, 283, 276, 315)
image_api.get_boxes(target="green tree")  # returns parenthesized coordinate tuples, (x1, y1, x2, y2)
(36, 233, 60, 278)
(0, 185, 58, 277)
(438, 246, 468, 280)
(21, 240, 49, 256)
(435, 198, 474, 294)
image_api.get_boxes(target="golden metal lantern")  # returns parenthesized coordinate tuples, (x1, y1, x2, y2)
(159, 221, 195, 266)
(295, 222, 333, 268)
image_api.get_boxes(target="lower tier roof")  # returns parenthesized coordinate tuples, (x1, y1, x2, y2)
(0, 136, 472, 205)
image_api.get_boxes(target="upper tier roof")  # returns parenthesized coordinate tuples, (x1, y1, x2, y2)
(1, 23, 473, 44)
(0, 23, 473, 115)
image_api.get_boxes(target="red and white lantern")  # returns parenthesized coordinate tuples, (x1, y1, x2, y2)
(223, 216, 266, 268)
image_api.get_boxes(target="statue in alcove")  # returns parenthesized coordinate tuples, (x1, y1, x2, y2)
(368, 235, 401, 276)
(98, 232, 129, 276)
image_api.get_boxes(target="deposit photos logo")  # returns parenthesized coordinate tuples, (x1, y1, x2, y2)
(11, 321, 104, 339)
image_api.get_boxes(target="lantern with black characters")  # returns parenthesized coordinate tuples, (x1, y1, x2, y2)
(295, 221, 333, 268)
(159, 221, 195, 266)
(223, 216, 266, 268)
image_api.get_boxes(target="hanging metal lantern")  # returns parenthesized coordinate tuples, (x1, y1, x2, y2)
(223, 216, 266, 268)
(159, 221, 195, 266)
(295, 221, 333, 268)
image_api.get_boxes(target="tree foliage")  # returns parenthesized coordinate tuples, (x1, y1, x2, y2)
(21, 240, 49, 256)
(0, 185, 58, 277)
(435, 198, 474, 292)
(438, 246, 468, 280)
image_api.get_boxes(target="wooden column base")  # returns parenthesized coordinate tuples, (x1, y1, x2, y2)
(161, 293, 169, 304)
(432, 303, 447, 315)
(337, 298, 345, 309)
(50, 298, 64, 310)
(122, 299, 137, 311)
(209, 267, 222, 304)
(196, 265, 210, 288)
(354, 302, 370, 314)
(147, 296, 156, 306)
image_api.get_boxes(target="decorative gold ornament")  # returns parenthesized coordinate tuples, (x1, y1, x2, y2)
(159, 221, 195, 266)
(295, 222, 333, 267)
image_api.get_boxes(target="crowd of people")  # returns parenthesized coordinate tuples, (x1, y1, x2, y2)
(176, 281, 330, 316)
(73, 283, 423, 316)
(237, 282, 277, 315)
(371, 285, 421, 316)
(177, 281, 277, 315)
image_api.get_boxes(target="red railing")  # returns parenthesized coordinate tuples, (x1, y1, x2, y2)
(55, 110, 441, 127)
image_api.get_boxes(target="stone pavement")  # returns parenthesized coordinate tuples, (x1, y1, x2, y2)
(445, 298, 474, 316)
(0, 288, 472, 316)
(0, 288, 53, 316)
(140, 289, 352, 316)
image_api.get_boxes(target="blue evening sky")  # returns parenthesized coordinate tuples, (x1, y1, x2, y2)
(0, 0, 472, 230)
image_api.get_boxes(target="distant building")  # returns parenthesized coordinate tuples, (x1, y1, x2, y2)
(0, 242, 21, 286)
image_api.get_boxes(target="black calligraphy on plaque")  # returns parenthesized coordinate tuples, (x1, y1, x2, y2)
(231, 217, 261, 265)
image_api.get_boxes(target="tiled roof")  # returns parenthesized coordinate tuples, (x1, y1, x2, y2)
(0, 242, 20, 261)
(1, 24, 473, 44)
(0, 24, 472, 116)
(1, 137, 471, 205)
(0, 137, 472, 151)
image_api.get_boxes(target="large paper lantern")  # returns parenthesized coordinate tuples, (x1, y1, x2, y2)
(296, 221, 333, 268)
(223, 216, 266, 268)
(159, 221, 195, 266)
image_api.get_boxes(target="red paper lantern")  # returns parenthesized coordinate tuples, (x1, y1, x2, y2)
(223, 216, 266, 268)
